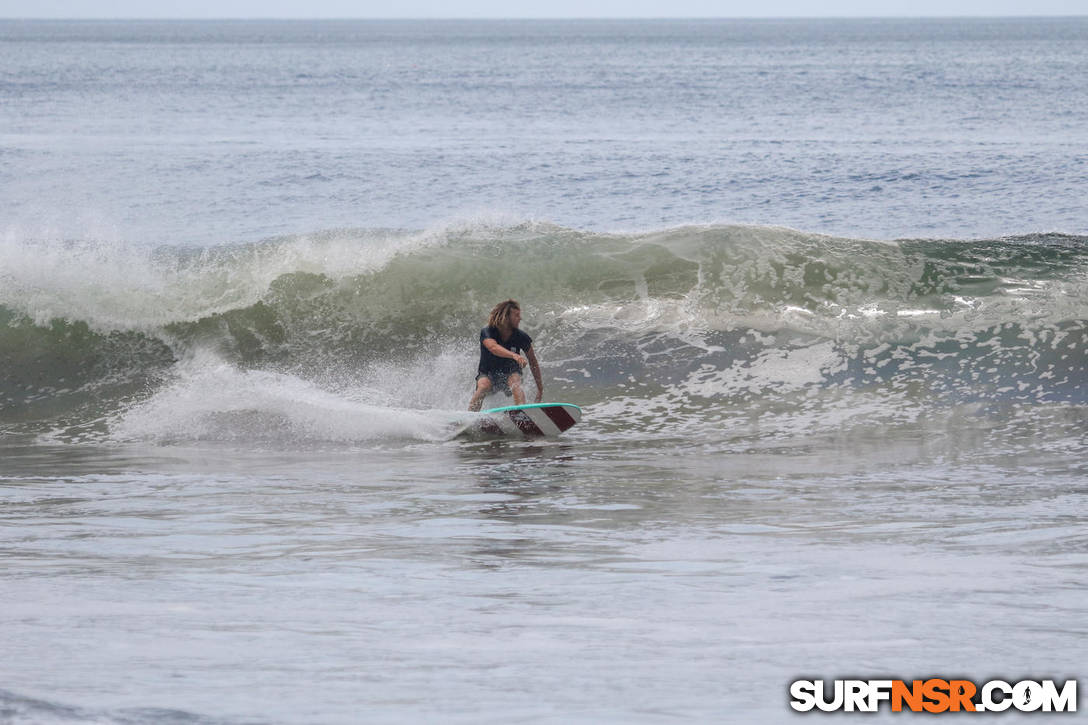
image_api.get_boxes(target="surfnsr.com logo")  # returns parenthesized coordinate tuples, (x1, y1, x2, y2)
(789, 679, 1077, 713)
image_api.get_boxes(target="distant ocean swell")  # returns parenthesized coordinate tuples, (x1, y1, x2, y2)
(1, 221, 1086, 443)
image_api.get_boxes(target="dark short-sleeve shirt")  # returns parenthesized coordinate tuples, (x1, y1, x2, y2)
(478, 326, 533, 377)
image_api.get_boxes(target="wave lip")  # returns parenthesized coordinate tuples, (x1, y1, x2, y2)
(0, 226, 462, 332)
(3, 222, 1086, 335)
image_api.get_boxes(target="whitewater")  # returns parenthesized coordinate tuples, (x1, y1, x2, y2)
(2, 18, 1086, 724)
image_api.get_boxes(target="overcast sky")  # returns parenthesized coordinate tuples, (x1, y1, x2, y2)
(1, 1, 1086, 18)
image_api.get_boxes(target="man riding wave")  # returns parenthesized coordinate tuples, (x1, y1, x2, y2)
(468, 299, 543, 411)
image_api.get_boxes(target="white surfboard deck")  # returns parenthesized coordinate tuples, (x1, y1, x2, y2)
(456, 403, 582, 439)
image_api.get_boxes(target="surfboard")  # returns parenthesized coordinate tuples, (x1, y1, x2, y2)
(459, 403, 582, 439)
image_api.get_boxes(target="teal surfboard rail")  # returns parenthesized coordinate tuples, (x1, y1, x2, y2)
(482, 403, 582, 414)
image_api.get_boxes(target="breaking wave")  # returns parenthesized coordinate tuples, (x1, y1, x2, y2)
(2, 221, 1086, 446)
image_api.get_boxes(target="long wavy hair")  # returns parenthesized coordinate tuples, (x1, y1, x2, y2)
(487, 299, 521, 330)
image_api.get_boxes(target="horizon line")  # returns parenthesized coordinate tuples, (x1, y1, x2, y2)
(2, 14, 1087, 21)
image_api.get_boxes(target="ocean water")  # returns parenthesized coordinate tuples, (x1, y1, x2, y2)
(1, 18, 1087, 724)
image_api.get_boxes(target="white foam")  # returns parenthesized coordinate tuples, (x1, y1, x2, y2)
(679, 341, 846, 399)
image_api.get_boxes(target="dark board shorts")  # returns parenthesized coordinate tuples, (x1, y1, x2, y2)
(475, 370, 522, 396)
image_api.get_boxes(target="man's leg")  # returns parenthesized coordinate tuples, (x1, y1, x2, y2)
(468, 376, 492, 411)
(508, 373, 526, 405)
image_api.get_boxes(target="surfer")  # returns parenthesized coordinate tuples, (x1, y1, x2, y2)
(468, 299, 543, 411)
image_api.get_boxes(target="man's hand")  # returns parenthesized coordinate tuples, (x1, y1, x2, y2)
(534, 388, 543, 403)
(515, 354, 528, 368)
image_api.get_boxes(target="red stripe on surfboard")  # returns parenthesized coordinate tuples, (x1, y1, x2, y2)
(508, 410, 543, 436)
(542, 405, 576, 432)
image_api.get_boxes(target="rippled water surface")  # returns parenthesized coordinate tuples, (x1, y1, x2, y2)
(3, 427, 1085, 722)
